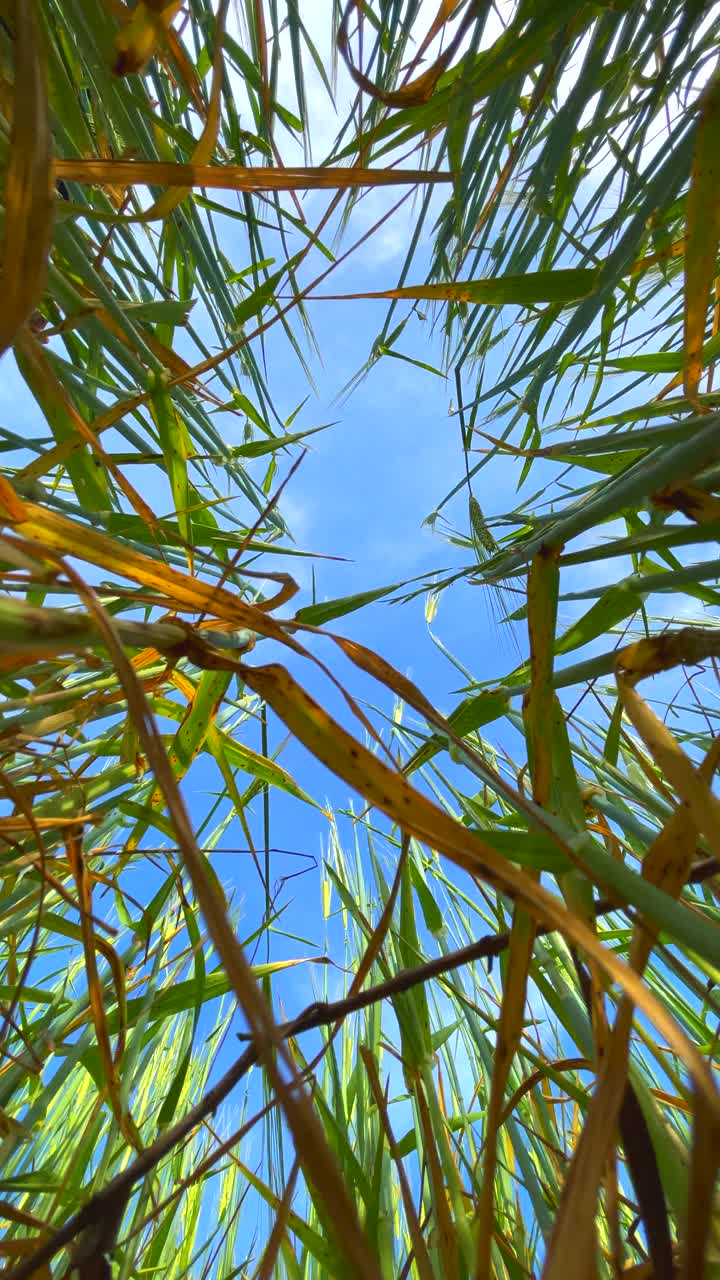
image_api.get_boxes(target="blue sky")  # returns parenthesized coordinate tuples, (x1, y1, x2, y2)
(0, 173, 528, 1077)
(0, 135, 700, 1033)
(192, 255, 522, 986)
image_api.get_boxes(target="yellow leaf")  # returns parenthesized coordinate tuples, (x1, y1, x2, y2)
(53, 158, 451, 196)
(476, 548, 560, 1280)
(0, 1239, 51, 1279)
(0, 0, 53, 357)
(112, 0, 182, 76)
(141, 0, 229, 221)
(232, 655, 718, 1118)
(542, 689, 720, 1280)
(684, 67, 720, 404)
(0, 487, 298, 648)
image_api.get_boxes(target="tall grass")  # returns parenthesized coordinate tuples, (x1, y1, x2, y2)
(0, 1, 719, 1277)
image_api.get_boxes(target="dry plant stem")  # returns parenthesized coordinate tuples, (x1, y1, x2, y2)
(4, 855, 717, 1280)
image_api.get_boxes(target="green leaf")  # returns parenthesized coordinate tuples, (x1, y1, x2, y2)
(294, 580, 406, 626)
(555, 581, 644, 656)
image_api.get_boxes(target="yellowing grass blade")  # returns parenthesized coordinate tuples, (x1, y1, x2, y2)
(164, 22, 206, 115)
(0, 1238, 52, 1279)
(541, 1023, 630, 1280)
(684, 67, 720, 405)
(233, 657, 720, 1112)
(71, 576, 381, 1280)
(630, 236, 685, 276)
(17, 388, 148, 484)
(617, 672, 720, 858)
(53, 159, 451, 193)
(476, 548, 559, 1280)
(629, 735, 720, 976)
(112, 0, 182, 76)
(141, 0, 229, 221)
(0, 484, 300, 648)
(475, 912, 536, 1278)
(616, 626, 720, 681)
(0, 474, 30, 521)
(542, 685, 720, 1280)
(0, 0, 53, 357)
(683, 1106, 720, 1280)
(541, 787, 705, 1280)
(654, 482, 720, 524)
(338, 0, 474, 107)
